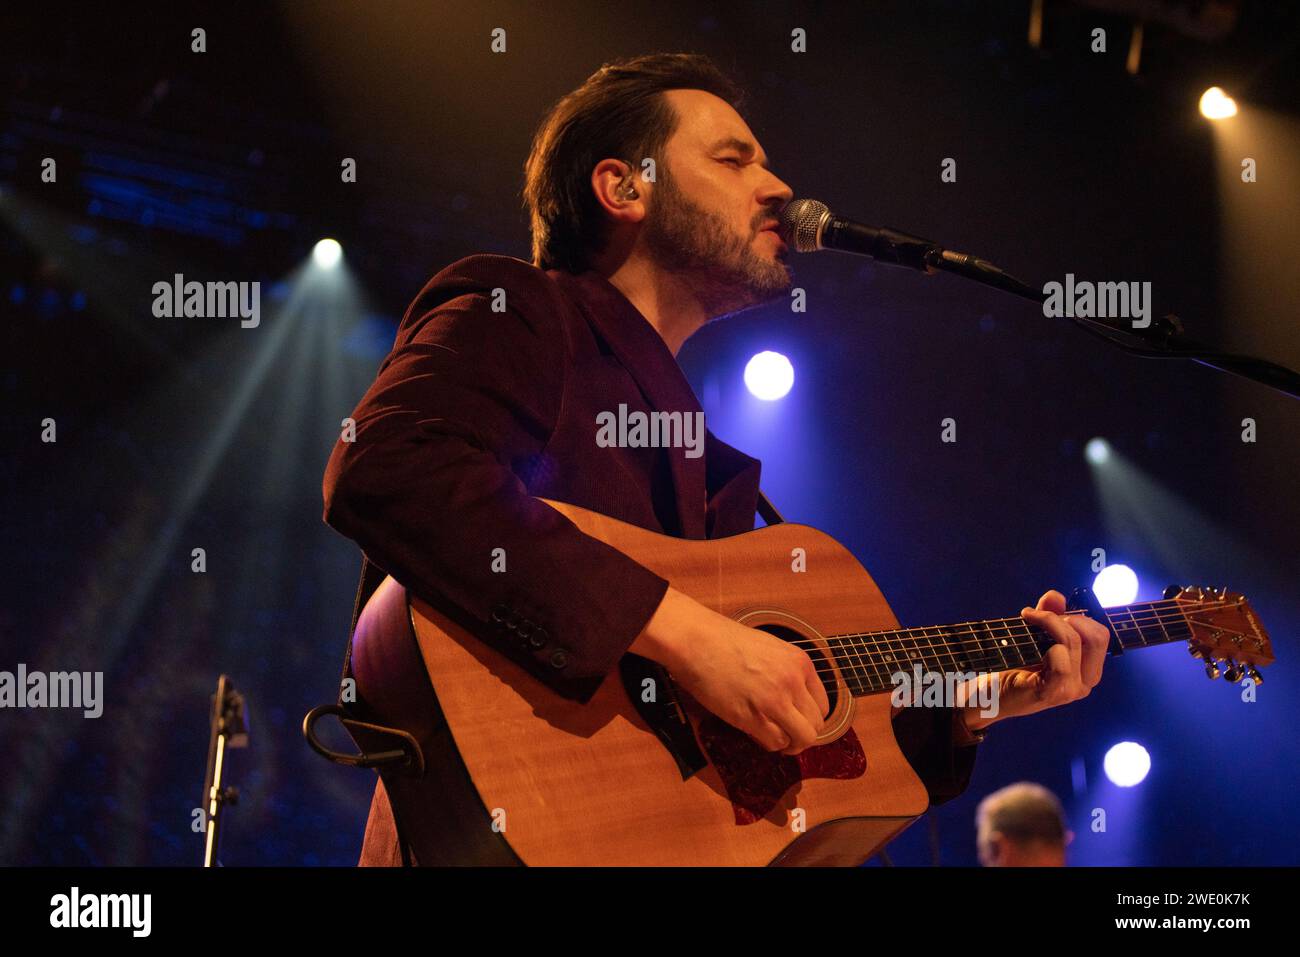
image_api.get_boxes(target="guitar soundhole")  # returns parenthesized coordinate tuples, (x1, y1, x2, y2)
(755, 624, 839, 713)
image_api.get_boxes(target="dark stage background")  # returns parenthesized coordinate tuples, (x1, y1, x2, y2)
(2, 1, 1297, 866)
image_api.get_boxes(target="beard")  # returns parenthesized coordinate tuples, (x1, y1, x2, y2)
(640, 173, 793, 318)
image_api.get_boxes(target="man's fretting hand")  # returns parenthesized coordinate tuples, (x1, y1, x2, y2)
(957, 589, 1110, 734)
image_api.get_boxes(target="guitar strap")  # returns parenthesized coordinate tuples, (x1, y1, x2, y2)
(756, 488, 785, 526)
(335, 488, 784, 866)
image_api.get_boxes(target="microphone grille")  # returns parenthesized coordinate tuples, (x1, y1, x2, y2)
(778, 199, 831, 253)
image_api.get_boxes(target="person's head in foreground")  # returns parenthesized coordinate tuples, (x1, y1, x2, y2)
(975, 781, 1073, 867)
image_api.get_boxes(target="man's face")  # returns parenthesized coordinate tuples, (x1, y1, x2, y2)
(640, 88, 795, 318)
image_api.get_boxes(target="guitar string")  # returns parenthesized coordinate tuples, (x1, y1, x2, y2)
(795, 624, 1263, 687)
(796, 600, 1198, 649)
(787, 603, 1190, 658)
(792, 607, 1250, 677)
(780, 604, 1259, 684)
(793, 601, 1240, 654)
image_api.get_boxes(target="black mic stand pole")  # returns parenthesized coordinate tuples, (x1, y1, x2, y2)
(832, 225, 1300, 400)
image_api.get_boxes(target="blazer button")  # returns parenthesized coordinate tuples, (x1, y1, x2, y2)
(528, 627, 548, 649)
(549, 648, 569, 669)
(515, 619, 534, 639)
(490, 603, 510, 624)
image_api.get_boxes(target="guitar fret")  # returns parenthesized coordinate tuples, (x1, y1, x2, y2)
(848, 634, 879, 693)
(1112, 605, 1140, 650)
(1018, 620, 1047, 666)
(965, 621, 1002, 673)
(865, 634, 892, 691)
(932, 626, 963, 674)
(832, 636, 867, 694)
(998, 621, 1029, 665)
(989, 623, 1013, 670)
(860, 634, 887, 692)
(902, 628, 928, 676)
(831, 596, 1247, 702)
(910, 627, 934, 675)
(878, 632, 904, 686)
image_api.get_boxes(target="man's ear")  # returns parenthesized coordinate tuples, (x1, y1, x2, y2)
(591, 158, 646, 223)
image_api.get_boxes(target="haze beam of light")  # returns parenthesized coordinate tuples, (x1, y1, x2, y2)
(0, 258, 359, 862)
(0, 189, 186, 367)
(1208, 105, 1300, 370)
(1084, 445, 1291, 715)
(1087, 446, 1277, 595)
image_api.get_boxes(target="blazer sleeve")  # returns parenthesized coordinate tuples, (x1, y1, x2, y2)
(891, 705, 980, 806)
(322, 278, 670, 703)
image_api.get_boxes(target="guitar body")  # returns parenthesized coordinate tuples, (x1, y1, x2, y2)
(350, 499, 932, 865)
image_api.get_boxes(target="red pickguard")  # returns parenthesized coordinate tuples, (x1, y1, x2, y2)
(696, 714, 867, 825)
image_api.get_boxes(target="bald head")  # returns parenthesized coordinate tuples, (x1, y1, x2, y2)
(976, 782, 1071, 867)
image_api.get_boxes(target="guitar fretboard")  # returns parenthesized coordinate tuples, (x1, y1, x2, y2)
(825, 599, 1193, 697)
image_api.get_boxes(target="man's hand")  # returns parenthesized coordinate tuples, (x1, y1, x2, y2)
(630, 586, 830, 755)
(958, 589, 1110, 734)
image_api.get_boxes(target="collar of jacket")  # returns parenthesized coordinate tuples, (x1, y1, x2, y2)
(550, 268, 761, 539)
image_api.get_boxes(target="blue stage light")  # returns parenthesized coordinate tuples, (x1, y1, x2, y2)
(744, 351, 794, 400)
(1093, 563, 1139, 607)
(1104, 741, 1151, 787)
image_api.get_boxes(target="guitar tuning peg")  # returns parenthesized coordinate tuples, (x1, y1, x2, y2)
(1223, 660, 1245, 683)
(1247, 665, 1263, 686)
(1204, 660, 1221, 680)
(1164, 584, 1183, 600)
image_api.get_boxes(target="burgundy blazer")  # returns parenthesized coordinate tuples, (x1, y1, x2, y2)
(322, 254, 978, 865)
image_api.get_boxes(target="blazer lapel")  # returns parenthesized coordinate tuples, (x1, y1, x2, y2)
(704, 430, 762, 537)
(555, 269, 709, 539)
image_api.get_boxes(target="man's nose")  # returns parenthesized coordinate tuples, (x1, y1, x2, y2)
(761, 172, 794, 206)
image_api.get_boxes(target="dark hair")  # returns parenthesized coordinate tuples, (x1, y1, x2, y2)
(523, 53, 746, 274)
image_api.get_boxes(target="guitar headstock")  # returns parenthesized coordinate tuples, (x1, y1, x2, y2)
(1164, 584, 1275, 684)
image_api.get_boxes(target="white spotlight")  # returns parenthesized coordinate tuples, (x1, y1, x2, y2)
(1085, 437, 1110, 465)
(313, 238, 343, 269)
(1093, 564, 1139, 608)
(1199, 87, 1237, 121)
(1103, 741, 1151, 787)
(744, 351, 795, 401)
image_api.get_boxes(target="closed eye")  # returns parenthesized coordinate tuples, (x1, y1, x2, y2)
(717, 156, 744, 168)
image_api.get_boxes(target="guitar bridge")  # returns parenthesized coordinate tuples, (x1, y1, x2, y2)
(619, 654, 708, 781)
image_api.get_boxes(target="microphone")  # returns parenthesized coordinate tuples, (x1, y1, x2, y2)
(778, 198, 944, 271)
(779, 198, 1017, 284)
(779, 197, 1042, 299)
(776, 202, 1300, 400)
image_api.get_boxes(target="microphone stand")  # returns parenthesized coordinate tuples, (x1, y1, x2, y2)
(201, 674, 248, 867)
(831, 223, 1300, 400)
(920, 244, 1300, 400)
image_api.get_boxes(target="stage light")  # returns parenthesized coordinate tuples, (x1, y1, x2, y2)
(1085, 437, 1110, 465)
(1103, 741, 1151, 787)
(744, 351, 794, 400)
(312, 238, 343, 269)
(1199, 87, 1237, 121)
(1093, 563, 1139, 607)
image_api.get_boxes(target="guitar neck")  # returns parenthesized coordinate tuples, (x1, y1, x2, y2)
(826, 600, 1191, 698)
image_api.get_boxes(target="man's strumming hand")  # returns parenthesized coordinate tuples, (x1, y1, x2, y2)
(630, 586, 830, 756)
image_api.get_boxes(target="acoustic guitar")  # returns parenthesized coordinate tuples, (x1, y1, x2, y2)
(346, 498, 1275, 865)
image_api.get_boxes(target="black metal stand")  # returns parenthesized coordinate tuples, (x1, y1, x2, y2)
(925, 247, 1300, 400)
(201, 674, 248, 867)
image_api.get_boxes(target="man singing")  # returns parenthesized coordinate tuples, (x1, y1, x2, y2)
(322, 52, 1109, 865)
